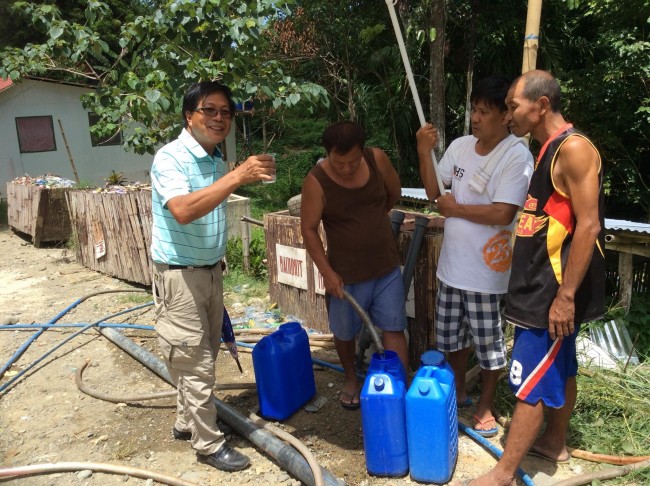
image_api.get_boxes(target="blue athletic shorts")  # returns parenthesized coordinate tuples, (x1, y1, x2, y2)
(327, 267, 407, 341)
(508, 324, 580, 408)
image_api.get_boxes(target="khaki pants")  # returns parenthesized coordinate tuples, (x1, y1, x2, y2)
(153, 263, 225, 455)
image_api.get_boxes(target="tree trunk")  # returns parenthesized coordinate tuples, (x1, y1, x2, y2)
(463, 0, 477, 136)
(429, 0, 446, 157)
(347, 72, 356, 120)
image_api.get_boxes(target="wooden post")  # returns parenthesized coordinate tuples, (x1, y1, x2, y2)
(57, 119, 81, 183)
(521, 0, 543, 74)
(32, 188, 46, 248)
(242, 219, 250, 273)
(618, 253, 634, 314)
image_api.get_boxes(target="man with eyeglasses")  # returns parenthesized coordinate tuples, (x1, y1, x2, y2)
(150, 81, 274, 472)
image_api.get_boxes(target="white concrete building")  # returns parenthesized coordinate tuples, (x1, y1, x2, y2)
(0, 77, 236, 196)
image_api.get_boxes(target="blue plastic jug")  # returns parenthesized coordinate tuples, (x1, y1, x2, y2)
(366, 350, 407, 385)
(360, 370, 408, 477)
(252, 322, 316, 420)
(405, 350, 458, 483)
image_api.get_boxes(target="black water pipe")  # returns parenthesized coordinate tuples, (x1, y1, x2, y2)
(390, 210, 405, 237)
(97, 327, 344, 486)
(401, 215, 430, 293)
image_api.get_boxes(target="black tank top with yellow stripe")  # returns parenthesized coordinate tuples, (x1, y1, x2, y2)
(504, 127, 606, 329)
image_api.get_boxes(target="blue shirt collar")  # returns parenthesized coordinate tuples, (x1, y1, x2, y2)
(179, 129, 223, 160)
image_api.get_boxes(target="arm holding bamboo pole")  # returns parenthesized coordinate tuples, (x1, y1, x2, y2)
(416, 124, 448, 201)
(384, 0, 445, 195)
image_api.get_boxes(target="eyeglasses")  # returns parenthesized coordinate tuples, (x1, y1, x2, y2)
(195, 107, 233, 119)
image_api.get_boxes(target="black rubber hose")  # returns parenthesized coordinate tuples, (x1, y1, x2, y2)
(97, 327, 344, 486)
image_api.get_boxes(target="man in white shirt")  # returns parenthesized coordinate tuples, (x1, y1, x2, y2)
(417, 76, 533, 437)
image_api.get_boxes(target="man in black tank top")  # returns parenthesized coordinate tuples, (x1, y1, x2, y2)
(465, 71, 605, 486)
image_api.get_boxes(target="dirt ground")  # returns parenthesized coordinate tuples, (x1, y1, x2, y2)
(0, 223, 596, 486)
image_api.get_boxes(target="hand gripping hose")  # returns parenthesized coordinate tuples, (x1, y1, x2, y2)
(342, 290, 385, 356)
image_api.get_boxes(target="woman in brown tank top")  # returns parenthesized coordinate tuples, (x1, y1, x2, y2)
(300, 121, 409, 410)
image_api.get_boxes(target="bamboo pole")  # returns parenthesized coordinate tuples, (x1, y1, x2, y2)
(521, 0, 543, 74)
(384, 0, 445, 196)
(57, 119, 81, 183)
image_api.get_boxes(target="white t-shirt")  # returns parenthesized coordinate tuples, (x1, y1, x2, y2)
(436, 134, 534, 294)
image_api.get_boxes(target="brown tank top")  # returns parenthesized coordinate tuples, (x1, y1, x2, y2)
(309, 147, 400, 283)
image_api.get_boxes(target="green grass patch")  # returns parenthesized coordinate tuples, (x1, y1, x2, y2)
(226, 227, 268, 280)
(494, 364, 650, 458)
(570, 365, 650, 456)
(223, 267, 269, 300)
(118, 292, 153, 305)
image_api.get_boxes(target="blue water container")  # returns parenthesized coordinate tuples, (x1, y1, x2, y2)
(405, 350, 458, 483)
(252, 322, 316, 420)
(360, 371, 408, 477)
(366, 350, 407, 385)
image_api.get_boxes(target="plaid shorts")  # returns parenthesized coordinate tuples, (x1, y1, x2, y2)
(435, 281, 507, 370)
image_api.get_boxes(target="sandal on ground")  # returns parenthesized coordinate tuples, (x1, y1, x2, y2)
(473, 414, 498, 438)
(339, 390, 360, 410)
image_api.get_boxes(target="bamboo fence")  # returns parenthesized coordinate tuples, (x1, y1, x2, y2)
(6, 182, 72, 247)
(66, 190, 153, 285)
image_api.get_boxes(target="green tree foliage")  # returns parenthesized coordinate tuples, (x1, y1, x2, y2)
(548, 0, 650, 220)
(265, 1, 430, 186)
(0, 0, 155, 69)
(0, 0, 328, 154)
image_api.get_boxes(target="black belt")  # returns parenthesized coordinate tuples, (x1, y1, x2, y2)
(165, 261, 221, 271)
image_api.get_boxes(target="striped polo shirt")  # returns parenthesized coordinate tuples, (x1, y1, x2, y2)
(150, 129, 228, 266)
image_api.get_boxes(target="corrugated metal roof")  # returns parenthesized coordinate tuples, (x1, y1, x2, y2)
(401, 188, 650, 235)
(604, 219, 650, 234)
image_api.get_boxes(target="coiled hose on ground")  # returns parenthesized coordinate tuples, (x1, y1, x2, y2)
(0, 462, 197, 485)
(0, 292, 340, 485)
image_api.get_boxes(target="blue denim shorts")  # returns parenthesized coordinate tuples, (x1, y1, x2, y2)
(327, 267, 407, 341)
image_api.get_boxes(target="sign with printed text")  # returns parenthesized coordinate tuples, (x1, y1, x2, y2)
(92, 220, 106, 259)
(313, 263, 325, 295)
(276, 244, 308, 290)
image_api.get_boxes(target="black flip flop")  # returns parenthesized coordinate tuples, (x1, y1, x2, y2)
(339, 390, 360, 410)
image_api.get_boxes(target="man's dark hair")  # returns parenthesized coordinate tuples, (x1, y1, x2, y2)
(321, 121, 366, 154)
(182, 81, 236, 127)
(521, 71, 562, 113)
(470, 75, 511, 112)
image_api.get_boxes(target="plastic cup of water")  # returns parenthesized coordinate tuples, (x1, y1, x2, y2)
(263, 154, 276, 184)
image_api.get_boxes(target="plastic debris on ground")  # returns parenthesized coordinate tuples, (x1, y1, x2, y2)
(93, 182, 151, 194)
(229, 306, 285, 330)
(11, 174, 76, 188)
(225, 287, 319, 334)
